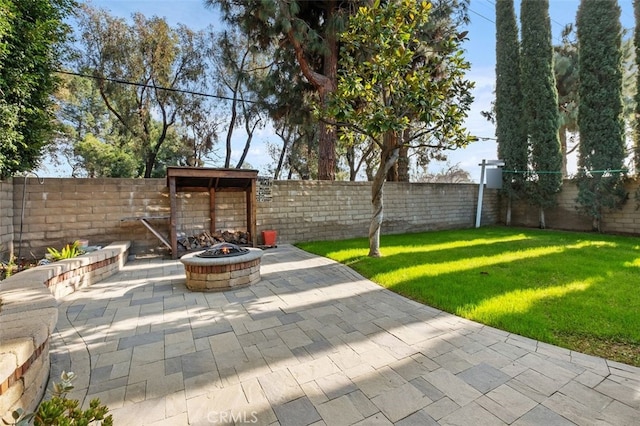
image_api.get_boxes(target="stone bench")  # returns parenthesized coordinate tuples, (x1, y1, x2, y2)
(0, 241, 130, 422)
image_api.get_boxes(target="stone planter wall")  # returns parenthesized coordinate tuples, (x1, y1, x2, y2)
(0, 241, 130, 423)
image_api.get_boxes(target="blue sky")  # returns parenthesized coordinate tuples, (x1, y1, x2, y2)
(47, 0, 635, 181)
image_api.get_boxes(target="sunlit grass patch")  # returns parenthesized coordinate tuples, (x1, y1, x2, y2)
(297, 227, 640, 366)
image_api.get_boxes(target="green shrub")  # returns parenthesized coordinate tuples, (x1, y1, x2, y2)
(7, 371, 112, 426)
(46, 241, 82, 261)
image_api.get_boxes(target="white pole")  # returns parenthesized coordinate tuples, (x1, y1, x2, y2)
(475, 160, 487, 228)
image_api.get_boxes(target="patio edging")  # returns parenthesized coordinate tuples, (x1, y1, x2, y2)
(0, 241, 130, 423)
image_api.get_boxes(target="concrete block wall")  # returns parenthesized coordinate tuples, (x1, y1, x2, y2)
(0, 178, 13, 261)
(11, 178, 499, 257)
(506, 179, 640, 233)
(175, 190, 247, 237)
(13, 178, 169, 258)
(384, 182, 498, 233)
(257, 180, 372, 243)
(256, 181, 498, 244)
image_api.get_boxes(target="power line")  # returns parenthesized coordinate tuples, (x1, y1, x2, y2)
(56, 70, 259, 104)
(504, 169, 628, 175)
(468, 5, 567, 46)
(469, 8, 494, 24)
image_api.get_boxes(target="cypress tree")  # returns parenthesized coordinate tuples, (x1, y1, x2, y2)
(520, 0, 562, 228)
(495, 0, 527, 225)
(576, 0, 626, 231)
(634, 0, 640, 173)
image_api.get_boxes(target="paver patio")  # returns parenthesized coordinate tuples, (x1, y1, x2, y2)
(49, 245, 640, 425)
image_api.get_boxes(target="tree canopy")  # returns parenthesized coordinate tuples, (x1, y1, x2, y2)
(520, 0, 562, 228)
(209, 0, 359, 180)
(74, 5, 208, 178)
(326, 0, 474, 256)
(0, 0, 74, 178)
(495, 0, 527, 225)
(576, 0, 626, 231)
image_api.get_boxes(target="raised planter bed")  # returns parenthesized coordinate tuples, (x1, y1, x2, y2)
(0, 241, 130, 423)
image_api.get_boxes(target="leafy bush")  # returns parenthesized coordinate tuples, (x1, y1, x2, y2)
(46, 241, 82, 261)
(7, 371, 112, 426)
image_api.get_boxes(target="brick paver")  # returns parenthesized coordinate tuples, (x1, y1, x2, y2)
(50, 245, 640, 425)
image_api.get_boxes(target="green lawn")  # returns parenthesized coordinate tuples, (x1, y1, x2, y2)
(297, 227, 640, 366)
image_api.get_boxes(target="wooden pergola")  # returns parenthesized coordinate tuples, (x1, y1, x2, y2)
(166, 167, 258, 259)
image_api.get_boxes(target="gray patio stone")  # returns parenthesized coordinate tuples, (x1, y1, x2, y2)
(457, 362, 511, 393)
(47, 244, 640, 426)
(475, 384, 537, 424)
(316, 394, 365, 426)
(512, 404, 575, 426)
(395, 410, 438, 426)
(409, 377, 445, 402)
(440, 401, 507, 425)
(273, 396, 322, 426)
(371, 382, 431, 422)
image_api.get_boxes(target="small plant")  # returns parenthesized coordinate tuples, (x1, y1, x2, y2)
(7, 371, 112, 426)
(1, 256, 38, 281)
(1, 256, 16, 279)
(46, 241, 82, 261)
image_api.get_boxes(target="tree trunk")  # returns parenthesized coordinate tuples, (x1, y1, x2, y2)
(285, 3, 338, 180)
(347, 145, 357, 181)
(539, 206, 546, 229)
(369, 133, 400, 257)
(224, 90, 239, 168)
(560, 125, 567, 178)
(592, 205, 601, 232)
(369, 148, 400, 257)
(383, 131, 399, 181)
(318, 4, 338, 181)
(274, 133, 291, 180)
(143, 154, 155, 178)
(386, 163, 398, 181)
(397, 140, 410, 182)
(318, 93, 336, 179)
(505, 197, 512, 226)
(236, 115, 260, 168)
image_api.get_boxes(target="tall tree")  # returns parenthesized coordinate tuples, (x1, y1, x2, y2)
(520, 0, 562, 229)
(0, 0, 74, 178)
(554, 25, 580, 177)
(495, 0, 527, 225)
(327, 0, 474, 256)
(53, 71, 133, 176)
(576, 0, 626, 231)
(209, 0, 359, 180)
(210, 29, 268, 169)
(634, 0, 640, 173)
(381, 0, 469, 184)
(75, 6, 207, 177)
(74, 133, 138, 177)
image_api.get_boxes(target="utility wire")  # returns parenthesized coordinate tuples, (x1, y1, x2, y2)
(468, 5, 568, 46)
(503, 169, 628, 174)
(469, 8, 494, 24)
(56, 70, 259, 104)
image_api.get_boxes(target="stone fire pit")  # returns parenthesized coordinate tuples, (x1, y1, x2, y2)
(179, 243, 263, 291)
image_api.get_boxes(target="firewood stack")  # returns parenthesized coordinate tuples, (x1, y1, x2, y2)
(177, 230, 250, 251)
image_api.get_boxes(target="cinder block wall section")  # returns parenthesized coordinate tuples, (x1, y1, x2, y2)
(506, 179, 640, 234)
(0, 178, 13, 260)
(257, 181, 498, 244)
(12, 178, 170, 257)
(12, 178, 498, 257)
